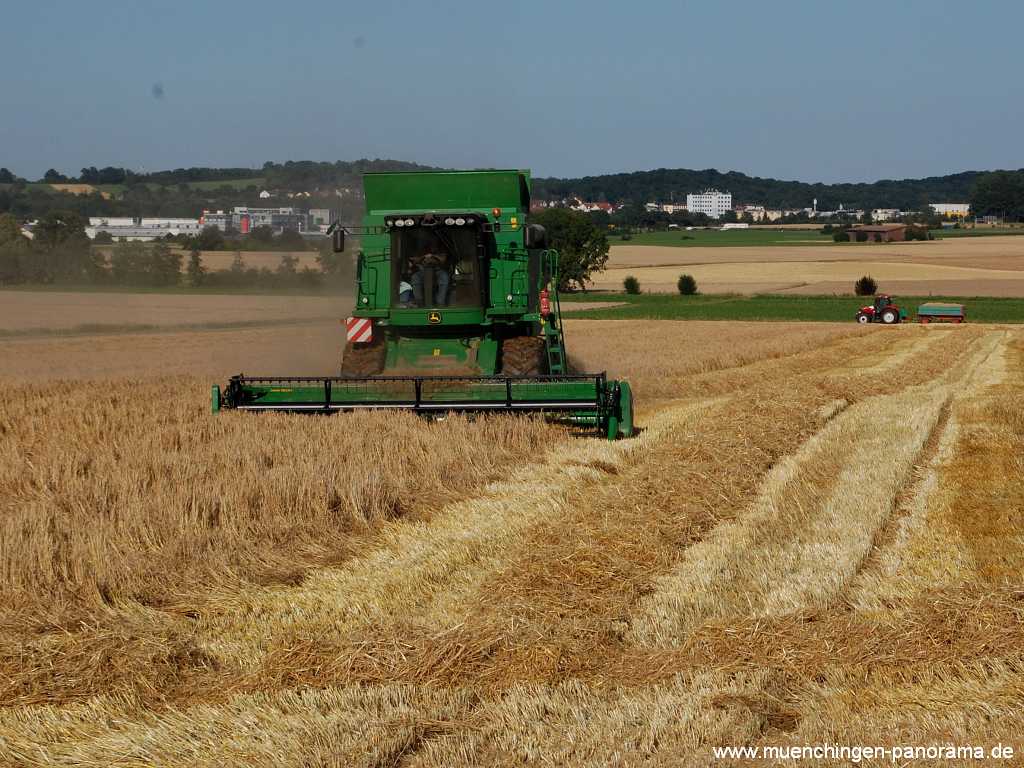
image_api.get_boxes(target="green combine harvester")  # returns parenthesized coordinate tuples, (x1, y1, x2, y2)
(212, 170, 633, 439)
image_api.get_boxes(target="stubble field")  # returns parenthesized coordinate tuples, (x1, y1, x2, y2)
(1, 293, 1021, 766)
(599, 234, 1024, 295)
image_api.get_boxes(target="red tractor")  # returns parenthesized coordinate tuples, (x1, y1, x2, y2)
(856, 294, 907, 324)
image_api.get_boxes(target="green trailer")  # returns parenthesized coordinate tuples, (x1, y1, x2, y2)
(213, 170, 634, 439)
(916, 302, 965, 324)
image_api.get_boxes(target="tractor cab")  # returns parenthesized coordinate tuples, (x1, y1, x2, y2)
(873, 294, 891, 314)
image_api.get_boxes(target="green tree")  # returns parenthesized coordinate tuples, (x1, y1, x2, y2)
(531, 208, 610, 291)
(0, 213, 23, 245)
(677, 274, 698, 295)
(854, 275, 878, 296)
(862, 209, 874, 225)
(623, 275, 640, 294)
(196, 225, 225, 251)
(33, 211, 95, 282)
(93, 230, 114, 245)
(0, 168, 16, 183)
(110, 242, 148, 284)
(249, 225, 275, 244)
(187, 249, 206, 287)
(277, 252, 298, 277)
(43, 169, 68, 183)
(969, 171, 1024, 220)
(34, 210, 87, 250)
(276, 229, 306, 250)
(0, 213, 29, 284)
(150, 242, 182, 287)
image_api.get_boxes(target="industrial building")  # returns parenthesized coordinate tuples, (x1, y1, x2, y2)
(686, 189, 732, 219)
(308, 208, 338, 233)
(199, 207, 309, 234)
(86, 217, 202, 241)
(929, 203, 970, 218)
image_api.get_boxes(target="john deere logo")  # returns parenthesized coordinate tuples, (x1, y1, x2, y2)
(428, 311, 442, 324)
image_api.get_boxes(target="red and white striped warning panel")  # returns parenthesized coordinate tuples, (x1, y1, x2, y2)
(346, 317, 373, 343)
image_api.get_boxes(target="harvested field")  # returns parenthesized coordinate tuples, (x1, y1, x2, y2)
(1, 312, 1021, 765)
(604, 235, 1024, 295)
(0, 290, 350, 335)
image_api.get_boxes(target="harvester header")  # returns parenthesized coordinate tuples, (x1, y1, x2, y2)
(213, 169, 633, 439)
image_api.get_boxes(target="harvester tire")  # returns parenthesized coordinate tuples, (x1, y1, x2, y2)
(340, 339, 386, 377)
(501, 336, 547, 376)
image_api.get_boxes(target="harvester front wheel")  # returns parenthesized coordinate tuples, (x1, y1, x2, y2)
(500, 336, 547, 376)
(340, 339, 386, 377)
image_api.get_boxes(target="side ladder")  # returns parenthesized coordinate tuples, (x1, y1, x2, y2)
(542, 249, 567, 375)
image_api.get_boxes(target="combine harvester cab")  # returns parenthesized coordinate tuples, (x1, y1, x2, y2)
(212, 170, 634, 440)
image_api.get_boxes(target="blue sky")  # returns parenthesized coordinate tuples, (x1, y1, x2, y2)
(3, 0, 1022, 182)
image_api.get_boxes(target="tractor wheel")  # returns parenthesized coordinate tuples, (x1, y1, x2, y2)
(881, 309, 899, 324)
(340, 338, 386, 377)
(500, 336, 548, 376)
(856, 312, 871, 324)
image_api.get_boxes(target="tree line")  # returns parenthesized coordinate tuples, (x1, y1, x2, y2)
(6, 161, 1024, 221)
(0, 212, 352, 290)
(0, 158, 429, 191)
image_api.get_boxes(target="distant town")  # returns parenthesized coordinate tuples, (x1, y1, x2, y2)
(12, 186, 975, 244)
(549, 188, 973, 226)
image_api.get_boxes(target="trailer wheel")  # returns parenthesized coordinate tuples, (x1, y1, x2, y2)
(500, 336, 547, 376)
(340, 338, 386, 377)
(881, 309, 899, 324)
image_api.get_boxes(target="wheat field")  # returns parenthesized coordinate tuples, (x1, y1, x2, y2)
(0, 308, 1021, 765)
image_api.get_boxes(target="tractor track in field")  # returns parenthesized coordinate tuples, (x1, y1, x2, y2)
(76, 328, 982, 696)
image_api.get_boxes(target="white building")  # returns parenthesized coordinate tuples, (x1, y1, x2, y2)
(734, 204, 767, 221)
(644, 202, 688, 214)
(686, 189, 732, 219)
(89, 217, 135, 227)
(929, 203, 969, 218)
(86, 216, 201, 241)
(872, 208, 902, 222)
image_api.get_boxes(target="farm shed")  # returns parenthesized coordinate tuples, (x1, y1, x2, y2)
(850, 223, 907, 242)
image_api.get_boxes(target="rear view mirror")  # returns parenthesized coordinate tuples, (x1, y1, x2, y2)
(524, 224, 547, 249)
(332, 228, 346, 253)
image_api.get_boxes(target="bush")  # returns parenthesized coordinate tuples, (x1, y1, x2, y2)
(855, 231, 869, 243)
(833, 230, 850, 242)
(620, 232, 632, 241)
(854, 275, 878, 296)
(821, 224, 834, 234)
(623, 275, 640, 294)
(677, 273, 698, 295)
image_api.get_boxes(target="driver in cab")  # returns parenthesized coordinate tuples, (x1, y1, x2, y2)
(409, 248, 451, 307)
